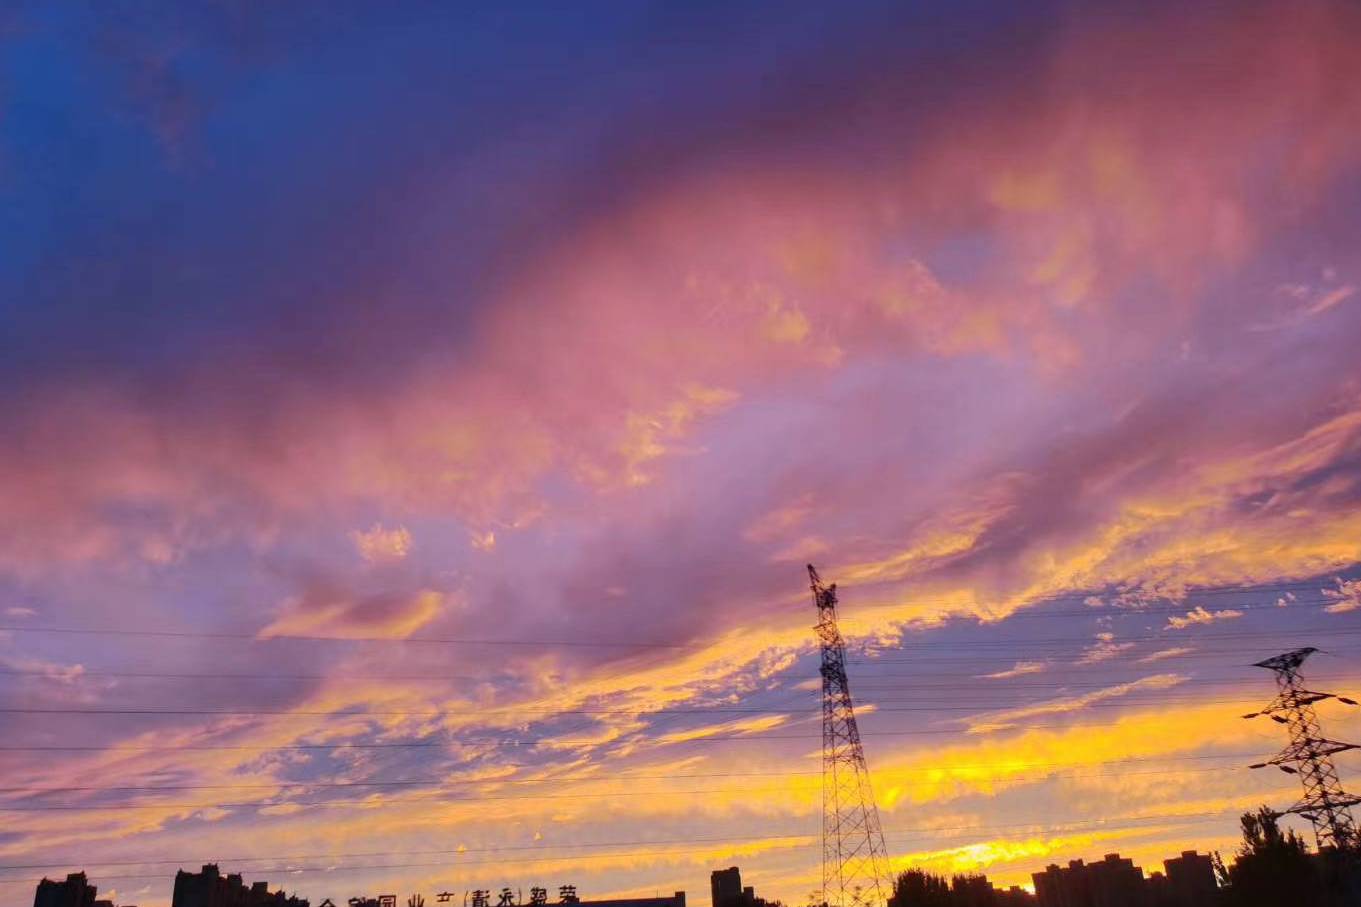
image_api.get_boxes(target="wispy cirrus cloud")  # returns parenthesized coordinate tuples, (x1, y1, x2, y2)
(980, 661, 1048, 680)
(257, 588, 446, 640)
(961, 675, 1186, 734)
(1136, 646, 1195, 664)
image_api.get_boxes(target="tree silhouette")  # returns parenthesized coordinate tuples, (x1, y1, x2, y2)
(886, 869, 1031, 907)
(1220, 806, 1328, 907)
(888, 870, 952, 907)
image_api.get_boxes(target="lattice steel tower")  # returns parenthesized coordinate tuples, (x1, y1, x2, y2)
(1245, 646, 1361, 850)
(808, 564, 889, 907)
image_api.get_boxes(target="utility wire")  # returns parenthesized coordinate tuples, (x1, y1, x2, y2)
(9, 690, 1361, 718)
(6, 666, 1357, 689)
(0, 810, 1257, 886)
(2, 643, 1355, 688)
(0, 626, 686, 649)
(3, 614, 1357, 651)
(0, 758, 1273, 798)
(0, 576, 1353, 650)
(0, 719, 1329, 752)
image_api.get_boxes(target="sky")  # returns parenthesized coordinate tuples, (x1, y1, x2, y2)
(3, 0, 1361, 904)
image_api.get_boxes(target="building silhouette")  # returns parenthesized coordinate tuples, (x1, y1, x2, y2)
(1033, 853, 1142, 907)
(709, 867, 767, 907)
(1158, 851, 1216, 907)
(711, 868, 742, 907)
(1031, 851, 1218, 907)
(35, 873, 108, 907)
(35, 873, 97, 907)
(172, 865, 308, 907)
(33, 871, 132, 907)
(994, 885, 1036, 907)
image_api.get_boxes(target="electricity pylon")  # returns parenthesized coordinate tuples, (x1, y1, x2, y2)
(1245, 647, 1361, 850)
(808, 564, 889, 907)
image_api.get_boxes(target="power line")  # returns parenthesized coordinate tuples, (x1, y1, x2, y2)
(4, 664, 1359, 688)
(0, 748, 1307, 804)
(847, 645, 1361, 665)
(847, 628, 1361, 652)
(0, 762, 1272, 799)
(2, 637, 1356, 690)
(0, 832, 827, 872)
(0, 576, 1353, 653)
(0, 719, 1330, 752)
(9, 773, 1237, 811)
(0, 626, 687, 649)
(3, 615, 1357, 652)
(0, 668, 494, 683)
(2, 642, 1350, 691)
(0, 808, 1252, 883)
(0, 783, 811, 811)
(843, 667, 1355, 680)
(11, 689, 1361, 719)
(904, 597, 1348, 621)
(0, 749, 1284, 788)
(853, 642, 1361, 657)
(1, 574, 1343, 641)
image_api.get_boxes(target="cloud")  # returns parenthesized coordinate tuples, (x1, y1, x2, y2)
(961, 675, 1186, 734)
(351, 524, 413, 563)
(5, 0, 1361, 587)
(980, 661, 1048, 680)
(1136, 646, 1195, 664)
(258, 588, 445, 640)
(1323, 577, 1361, 613)
(1306, 284, 1357, 316)
(2, 3, 1361, 903)
(611, 386, 740, 488)
(870, 693, 1275, 811)
(893, 830, 1129, 878)
(1078, 633, 1134, 665)
(744, 495, 816, 544)
(652, 714, 792, 747)
(1249, 281, 1357, 330)
(1165, 607, 1244, 630)
(0, 655, 87, 686)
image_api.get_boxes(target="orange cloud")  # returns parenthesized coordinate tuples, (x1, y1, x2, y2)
(1164, 607, 1243, 630)
(259, 589, 446, 640)
(352, 524, 413, 563)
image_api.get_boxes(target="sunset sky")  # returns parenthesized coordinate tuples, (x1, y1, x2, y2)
(3, 1, 1361, 905)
